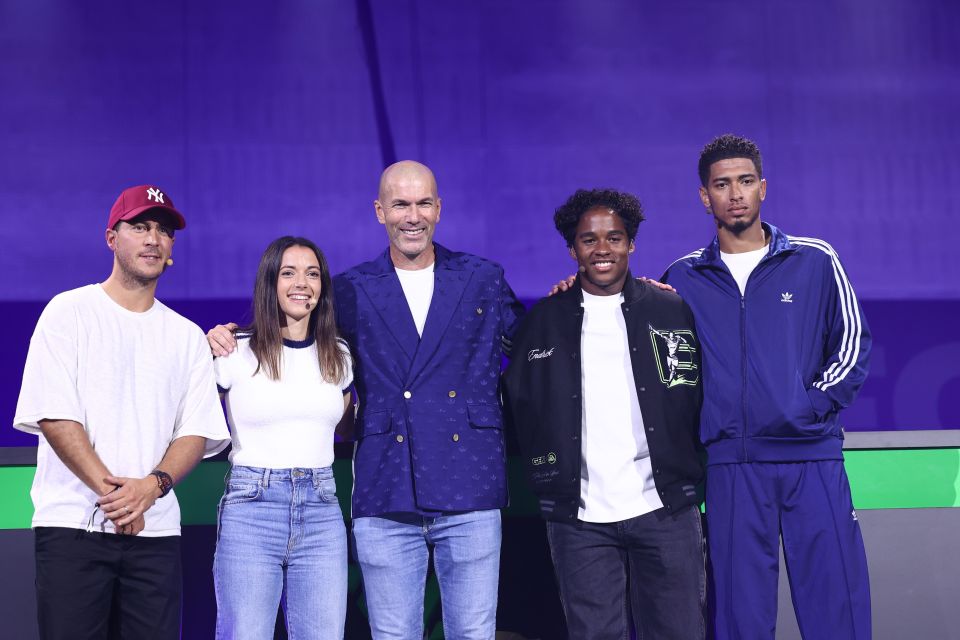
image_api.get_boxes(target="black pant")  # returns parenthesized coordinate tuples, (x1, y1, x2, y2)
(546, 505, 706, 640)
(35, 527, 182, 640)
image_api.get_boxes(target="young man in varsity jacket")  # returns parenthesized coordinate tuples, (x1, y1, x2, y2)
(662, 134, 872, 639)
(504, 189, 706, 640)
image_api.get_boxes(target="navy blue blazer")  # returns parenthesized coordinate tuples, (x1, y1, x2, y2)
(334, 244, 525, 517)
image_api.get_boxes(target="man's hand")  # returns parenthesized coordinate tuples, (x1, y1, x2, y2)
(117, 514, 146, 536)
(207, 323, 239, 357)
(98, 475, 162, 528)
(548, 275, 577, 296)
(640, 277, 676, 293)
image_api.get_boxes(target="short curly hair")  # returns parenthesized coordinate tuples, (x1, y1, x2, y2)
(554, 189, 645, 247)
(698, 134, 763, 186)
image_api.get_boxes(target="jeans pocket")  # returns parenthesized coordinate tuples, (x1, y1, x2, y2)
(222, 481, 262, 505)
(316, 476, 339, 504)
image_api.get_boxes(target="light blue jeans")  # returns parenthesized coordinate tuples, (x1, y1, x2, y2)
(352, 510, 501, 640)
(213, 466, 347, 640)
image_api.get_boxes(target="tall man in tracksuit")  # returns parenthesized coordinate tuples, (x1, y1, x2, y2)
(505, 189, 706, 639)
(662, 134, 872, 639)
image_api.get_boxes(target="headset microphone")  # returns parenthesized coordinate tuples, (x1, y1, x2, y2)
(165, 258, 174, 266)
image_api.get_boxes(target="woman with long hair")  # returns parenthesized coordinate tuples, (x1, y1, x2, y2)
(213, 236, 352, 639)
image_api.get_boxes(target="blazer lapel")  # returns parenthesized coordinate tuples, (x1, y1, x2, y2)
(358, 249, 420, 362)
(409, 245, 470, 378)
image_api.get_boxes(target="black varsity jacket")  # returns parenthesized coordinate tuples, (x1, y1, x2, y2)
(503, 274, 704, 522)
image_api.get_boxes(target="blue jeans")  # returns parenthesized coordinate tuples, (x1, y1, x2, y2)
(352, 510, 501, 640)
(546, 505, 706, 640)
(213, 466, 347, 640)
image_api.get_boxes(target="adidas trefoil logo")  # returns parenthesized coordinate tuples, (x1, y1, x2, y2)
(780, 292, 793, 303)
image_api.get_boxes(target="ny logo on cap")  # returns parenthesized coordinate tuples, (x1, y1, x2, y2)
(146, 187, 165, 204)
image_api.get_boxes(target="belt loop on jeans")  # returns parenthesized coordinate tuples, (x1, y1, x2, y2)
(263, 468, 271, 488)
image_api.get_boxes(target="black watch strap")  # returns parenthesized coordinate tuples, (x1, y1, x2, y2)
(150, 470, 174, 498)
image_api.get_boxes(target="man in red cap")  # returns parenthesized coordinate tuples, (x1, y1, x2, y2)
(13, 185, 230, 639)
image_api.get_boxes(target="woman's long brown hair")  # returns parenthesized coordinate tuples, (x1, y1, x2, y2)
(243, 236, 349, 384)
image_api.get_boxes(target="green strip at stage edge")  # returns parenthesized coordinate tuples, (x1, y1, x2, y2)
(0, 466, 36, 529)
(2, 449, 959, 530)
(843, 448, 960, 510)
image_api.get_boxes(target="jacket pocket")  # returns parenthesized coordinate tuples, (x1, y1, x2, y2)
(358, 410, 392, 438)
(793, 372, 821, 430)
(756, 372, 824, 437)
(467, 403, 503, 430)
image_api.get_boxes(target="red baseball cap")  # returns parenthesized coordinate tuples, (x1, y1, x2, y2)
(107, 185, 186, 230)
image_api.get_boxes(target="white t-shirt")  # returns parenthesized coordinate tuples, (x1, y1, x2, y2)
(215, 336, 352, 469)
(578, 290, 663, 523)
(13, 284, 230, 537)
(720, 245, 767, 295)
(395, 263, 435, 337)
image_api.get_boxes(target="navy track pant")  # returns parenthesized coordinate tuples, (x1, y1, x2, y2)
(706, 461, 871, 640)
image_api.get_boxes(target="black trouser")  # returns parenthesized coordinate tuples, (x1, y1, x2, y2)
(35, 527, 182, 640)
(546, 505, 706, 640)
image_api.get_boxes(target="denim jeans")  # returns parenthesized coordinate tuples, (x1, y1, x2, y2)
(352, 509, 501, 640)
(213, 465, 347, 640)
(546, 505, 706, 640)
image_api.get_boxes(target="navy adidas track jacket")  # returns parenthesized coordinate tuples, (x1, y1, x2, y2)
(662, 222, 871, 464)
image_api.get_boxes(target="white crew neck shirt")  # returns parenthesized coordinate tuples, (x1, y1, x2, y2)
(215, 336, 352, 469)
(14, 284, 230, 537)
(720, 245, 768, 295)
(578, 290, 663, 523)
(395, 263, 435, 337)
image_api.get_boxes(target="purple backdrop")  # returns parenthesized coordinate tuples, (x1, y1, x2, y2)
(2, 0, 958, 444)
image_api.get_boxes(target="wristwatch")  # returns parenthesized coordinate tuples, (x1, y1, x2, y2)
(150, 470, 174, 497)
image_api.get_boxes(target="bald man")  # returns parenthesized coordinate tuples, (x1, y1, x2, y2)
(336, 161, 524, 638)
(209, 162, 524, 638)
